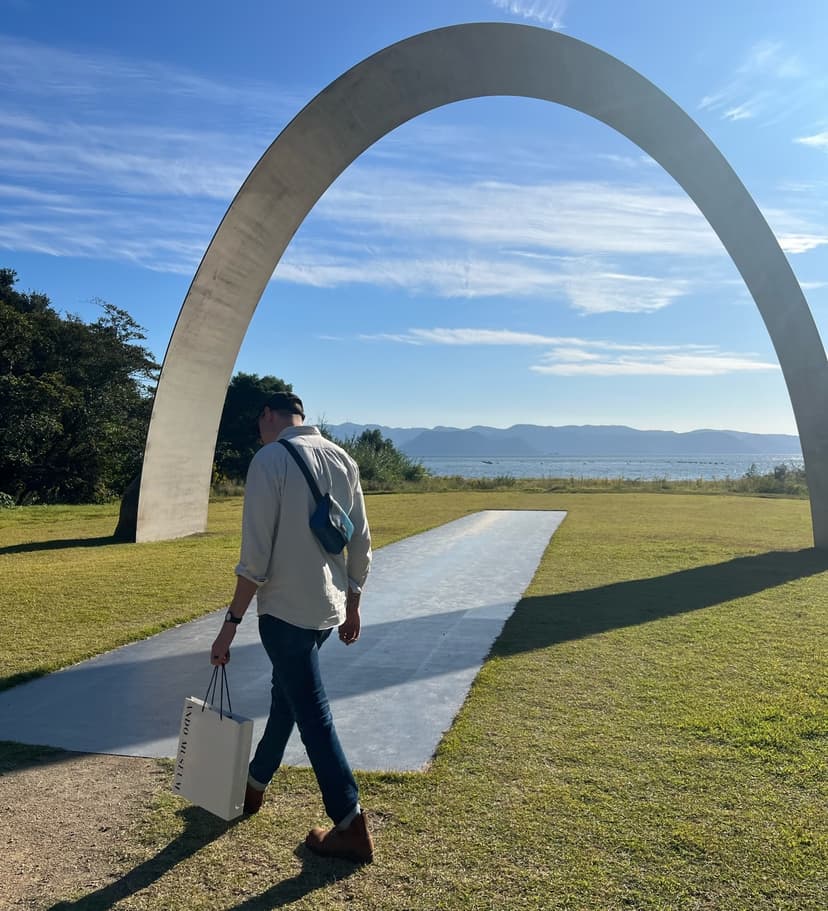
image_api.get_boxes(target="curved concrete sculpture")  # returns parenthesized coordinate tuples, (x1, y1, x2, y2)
(137, 22, 828, 547)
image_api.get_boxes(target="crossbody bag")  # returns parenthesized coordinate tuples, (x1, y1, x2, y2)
(278, 439, 354, 555)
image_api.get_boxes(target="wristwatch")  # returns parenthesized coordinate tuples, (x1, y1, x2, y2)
(224, 610, 242, 624)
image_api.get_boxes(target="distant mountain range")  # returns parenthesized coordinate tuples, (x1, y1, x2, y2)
(327, 423, 801, 458)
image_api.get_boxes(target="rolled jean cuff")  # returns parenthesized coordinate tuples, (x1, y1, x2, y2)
(247, 772, 267, 791)
(336, 803, 361, 829)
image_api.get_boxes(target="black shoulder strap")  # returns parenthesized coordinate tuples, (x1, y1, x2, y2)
(278, 438, 323, 504)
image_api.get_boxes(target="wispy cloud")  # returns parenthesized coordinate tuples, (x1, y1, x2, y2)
(0, 183, 76, 204)
(316, 174, 722, 257)
(0, 126, 253, 199)
(796, 130, 828, 150)
(277, 168, 822, 308)
(1, 32, 821, 308)
(743, 41, 805, 79)
(776, 235, 828, 255)
(699, 40, 811, 125)
(0, 33, 304, 119)
(288, 171, 730, 313)
(361, 328, 708, 352)
(594, 153, 658, 170)
(561, 269, 689, 314)
(357, 327, 778, 377)
(762, 206, 828, 255)
(278, 247, 694, 313)
(0, 216, 208, 274)
(0, 33, 304, 272)
(723, 100, 764, 122)
(491, 0, 567, 28)
(531, 351, 779, 376)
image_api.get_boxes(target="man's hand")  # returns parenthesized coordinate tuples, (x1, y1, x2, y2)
(339, 589, 361, 645)
(338, 610, 360, 645)
(211, 624, 236, 666)
(339, 610, 360, 645)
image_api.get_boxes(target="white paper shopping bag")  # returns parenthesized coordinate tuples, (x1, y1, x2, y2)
(171, 668, 253, 820)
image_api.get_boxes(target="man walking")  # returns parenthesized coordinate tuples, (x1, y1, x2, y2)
(210, 391, 374, 863)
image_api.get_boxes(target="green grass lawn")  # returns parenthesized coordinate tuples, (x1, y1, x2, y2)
(1, 492, 826, 909)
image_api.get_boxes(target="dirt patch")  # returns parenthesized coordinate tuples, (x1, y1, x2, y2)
(0, 751, 167, 910)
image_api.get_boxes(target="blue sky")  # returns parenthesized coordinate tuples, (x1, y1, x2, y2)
(2, 0, 827, 434)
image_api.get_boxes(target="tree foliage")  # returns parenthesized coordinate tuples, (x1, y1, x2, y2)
(336, 428, 428, 487)
(0, 269, 158, 503)
(213, 372, 293, 482)
(214, 374, 428, 488)
(0, 265, 425, 504)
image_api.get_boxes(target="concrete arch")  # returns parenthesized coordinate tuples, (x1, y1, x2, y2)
(136, 22, 828, 547)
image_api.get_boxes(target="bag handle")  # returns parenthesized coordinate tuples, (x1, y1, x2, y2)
(203, 665, 233, 719)
(279, 438, 324, 505)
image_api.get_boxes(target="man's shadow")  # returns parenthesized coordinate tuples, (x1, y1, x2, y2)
(46, 806, 357, 911)
(46, 805, 232, 910)
(228, 848, 360, 910)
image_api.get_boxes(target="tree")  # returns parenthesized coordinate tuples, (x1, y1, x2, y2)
(0, 269, 158, 503)
(339, 428, 428, 486)
(214, 372, 293, 482)
(213, 375, 428, 489)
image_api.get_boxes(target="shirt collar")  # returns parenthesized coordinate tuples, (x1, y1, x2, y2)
(277, 425, 321, 441)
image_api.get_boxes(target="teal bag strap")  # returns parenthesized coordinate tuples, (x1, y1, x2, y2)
(279, 439, 323, 504)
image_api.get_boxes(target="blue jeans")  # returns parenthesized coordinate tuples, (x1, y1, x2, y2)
(248, 614, 358, 825)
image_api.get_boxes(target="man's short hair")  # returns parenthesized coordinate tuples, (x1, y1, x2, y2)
(264, 391, 305, 418)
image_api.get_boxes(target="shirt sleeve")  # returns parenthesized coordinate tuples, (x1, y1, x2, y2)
(346, 468, 372, 590)
(234, 451, 281, 585)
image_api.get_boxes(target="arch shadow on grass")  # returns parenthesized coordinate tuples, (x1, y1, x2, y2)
(492, 547, 828, 658)
(2, 548, 826, 761)
(0, 535, 119, 556)
(3, 547, 826, 907)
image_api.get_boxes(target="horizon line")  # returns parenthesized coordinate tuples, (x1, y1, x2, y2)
(321, 420, 799, 437)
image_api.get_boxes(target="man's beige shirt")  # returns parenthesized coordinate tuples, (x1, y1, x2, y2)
(235, 425, 372, 629)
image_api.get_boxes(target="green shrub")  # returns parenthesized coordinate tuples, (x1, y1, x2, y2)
(335, 428, 430, 488)
(210, 479, 246, 498)
(731, 462, 808, 497)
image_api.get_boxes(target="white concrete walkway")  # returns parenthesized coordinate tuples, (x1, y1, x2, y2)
(0, 510, 566, 771)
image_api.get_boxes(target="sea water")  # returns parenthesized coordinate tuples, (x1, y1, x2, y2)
(418, 453, 804, 481)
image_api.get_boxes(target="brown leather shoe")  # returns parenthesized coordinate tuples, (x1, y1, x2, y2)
(305, 811, 374, 863)
(243, 783, 265, 814)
